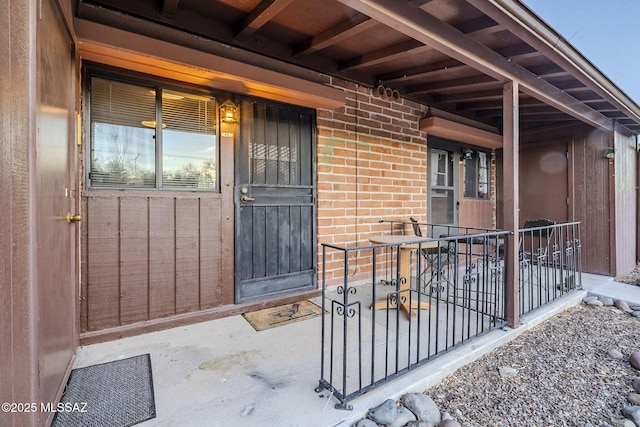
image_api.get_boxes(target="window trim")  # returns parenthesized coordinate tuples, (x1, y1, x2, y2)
(83, 63, 223, 192)
(463, 148, 491, 200)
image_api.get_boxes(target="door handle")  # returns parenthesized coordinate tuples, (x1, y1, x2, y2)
(66, 213, 82, 223)
(241, 195, 256, 202)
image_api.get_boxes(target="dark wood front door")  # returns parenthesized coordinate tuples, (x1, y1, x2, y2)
(235, 99, 316, 303)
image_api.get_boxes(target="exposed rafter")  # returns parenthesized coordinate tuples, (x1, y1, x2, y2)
(294, 13, 376, 56)
(335, 0, 614, 131)
(235, 0, 294, 39)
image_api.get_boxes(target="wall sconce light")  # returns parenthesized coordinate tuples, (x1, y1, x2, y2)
(220, 100, 238, 123)
(462, 148, 473, 160)
(601, 147, 615, 159)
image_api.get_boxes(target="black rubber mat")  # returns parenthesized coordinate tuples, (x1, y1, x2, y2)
(52, 354, 156, 427)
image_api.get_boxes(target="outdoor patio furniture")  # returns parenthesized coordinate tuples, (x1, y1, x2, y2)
(369, 234, 435, 319)
(409, 218, 454, 294)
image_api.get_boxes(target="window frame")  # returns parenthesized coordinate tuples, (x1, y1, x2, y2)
(463, 148, 491, 200)
(84, 64, 222, 192)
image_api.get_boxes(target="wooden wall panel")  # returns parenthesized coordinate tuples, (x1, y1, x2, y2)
(149, 197, 176, 318)
(86, 197, 121, 330)
(119, 198, 149, 324)
(521, 125, 613, 275)
(200, 197, 222, 308)
(175, 198, 201, 314)
(614, 132, 637, 276)
(82, 193, 228, 333)
(459, 200, 493, 229)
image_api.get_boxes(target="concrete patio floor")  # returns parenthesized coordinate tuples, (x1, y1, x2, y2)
(73, 273, 640, 427)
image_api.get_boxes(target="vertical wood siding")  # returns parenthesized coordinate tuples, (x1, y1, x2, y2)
(614, 131, 638, 276)
(81, 193, 228, 332)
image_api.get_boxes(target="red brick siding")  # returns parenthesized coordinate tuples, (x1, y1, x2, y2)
(317, 77, 429, 284)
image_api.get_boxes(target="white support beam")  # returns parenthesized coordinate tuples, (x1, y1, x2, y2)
(335, 0, 614, 131)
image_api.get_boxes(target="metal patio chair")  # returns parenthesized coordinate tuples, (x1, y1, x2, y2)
(409, 218, 453, 295)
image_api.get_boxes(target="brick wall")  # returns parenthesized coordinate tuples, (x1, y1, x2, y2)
(316, 76, 430, 285)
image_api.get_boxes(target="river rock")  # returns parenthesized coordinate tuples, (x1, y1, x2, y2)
(402, 393, 441, 424)
(438, 420, 462, 427)
(405, 422, 434, 427)
(631, 352, 640, 370)
(629, 393, 640, 406)
(633, 377, 640, 393)
(499, 366, 518, 378)
(355, 419, 378, 427)
(367, 399, 397, 425)
(600, 297, 614, 306)
(583, 296, 599, 303)
(587, 299, 604, 306)
(389, 406, 418, 427)
(622, 406, 640, 425)
(616, 300, 633, 313)
(611, 419, 636, 427)
(632, 311, 640, 318)
(608, 349, 624, 359)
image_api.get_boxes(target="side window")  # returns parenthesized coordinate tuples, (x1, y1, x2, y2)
(463, 149, 490, 199)
(88, 75, 218, 190)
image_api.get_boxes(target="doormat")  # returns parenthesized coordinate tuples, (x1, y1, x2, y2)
(243, 300, 323, 331)
(52, 354, 156, 427)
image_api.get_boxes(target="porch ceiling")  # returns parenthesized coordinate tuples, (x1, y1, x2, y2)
(76, 0, 640, 135)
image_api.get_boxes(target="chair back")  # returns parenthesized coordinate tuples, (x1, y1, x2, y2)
(409, 217, 423, 237)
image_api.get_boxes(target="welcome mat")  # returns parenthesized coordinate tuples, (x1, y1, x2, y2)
(243, 300, 323, 331)
(52, 354, 156, 427)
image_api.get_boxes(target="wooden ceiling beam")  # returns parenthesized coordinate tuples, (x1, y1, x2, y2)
(336, 0, 613, 131)
(339, 39, 426, 70)
(235, 0, 294, 39)
(455, 97, 544, 110)
(435, 89, 503, 103)
(378, 59, 464, 84)
(468, 0, 640, 127)
(408, 74, 499, 94)
(294, 13, 377, 56)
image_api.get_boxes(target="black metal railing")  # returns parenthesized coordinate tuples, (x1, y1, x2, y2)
(316, 226, 511, 410)
(518, 221, 582, 316)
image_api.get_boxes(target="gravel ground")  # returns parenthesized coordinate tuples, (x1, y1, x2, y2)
(426, 303, 640, 426)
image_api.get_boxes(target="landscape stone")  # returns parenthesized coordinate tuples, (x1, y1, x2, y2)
(611, 418, 636, 427)
(367, 399, 397, 425)
(608, 349, 624, 359)
(600, 297, 614, 306)
(631, 352, 640, 370)
(438, 420, 462, 427)
(402, 393, 441, 424)
(629, 393, 640, 406)
(622, 406, 640, 425)
(583, 296, 599, 303)
(389, 406, 417, 427)
(354, 419, 378, 427)
(587, 299, 604, 306)
(405, 422, 434, 427)
(615, 300, 633, 313)
(633, 377, 640, 393)
(632, 311, 640, 318)
(499, 366, 518, 378)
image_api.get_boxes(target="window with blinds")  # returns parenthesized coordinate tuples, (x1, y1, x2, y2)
(463, 150, 490, 199)
(89, 75, 218, 190)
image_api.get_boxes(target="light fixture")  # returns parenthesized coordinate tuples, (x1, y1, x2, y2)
(602, 147, 615, 159)
(462, 148, 473, 160)
(220, 100, 238, 123)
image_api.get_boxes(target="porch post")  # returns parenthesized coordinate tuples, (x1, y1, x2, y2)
(503, 81, 520, 328)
